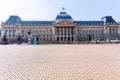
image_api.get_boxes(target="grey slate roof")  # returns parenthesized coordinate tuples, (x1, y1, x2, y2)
(101, 16, 117, 24)
(5, 15, 21, 25)
(3, 13, 118, 26)
(74, 21, 104, 25)
(21, 21, 54, 26)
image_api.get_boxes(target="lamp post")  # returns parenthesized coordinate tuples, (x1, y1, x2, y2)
(17, 31, 22, 44)
(27, 29, 32, 44)
(17, 35, 22, 44)
(2, 33, 7, 44)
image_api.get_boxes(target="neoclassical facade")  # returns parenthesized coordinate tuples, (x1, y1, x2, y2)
(1, 10, 120, 43)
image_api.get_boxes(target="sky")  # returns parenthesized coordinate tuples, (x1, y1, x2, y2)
(0, 0, 120, 23)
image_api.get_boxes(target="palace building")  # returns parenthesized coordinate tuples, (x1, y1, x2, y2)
(1, 9, 120, 43)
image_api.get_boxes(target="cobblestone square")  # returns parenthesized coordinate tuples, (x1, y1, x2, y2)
(0, 44, 120, 80)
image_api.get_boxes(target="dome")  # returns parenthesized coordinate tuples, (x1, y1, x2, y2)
(55, 12, 73, 20)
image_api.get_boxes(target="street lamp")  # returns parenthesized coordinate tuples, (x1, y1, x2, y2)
(27, 29, 32, 44)
(2, 33, 7, 44)
(17, 31, 22, 44)
(17, 35, 22, 44)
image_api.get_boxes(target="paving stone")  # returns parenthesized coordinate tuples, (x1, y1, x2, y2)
(0, 45, 120, 80)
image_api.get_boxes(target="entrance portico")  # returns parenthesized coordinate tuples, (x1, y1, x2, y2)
(53, 20, 76, 43)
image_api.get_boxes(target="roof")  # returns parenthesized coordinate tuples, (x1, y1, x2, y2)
(4, 15, 54, 25)
(101, 16, 117, 24)
(5, 15, 21, 25)
(55, 12, 73, 20)
(21, 21, 54, 26)
(74, 21, 104, 25)
(3, 14, 118, 26)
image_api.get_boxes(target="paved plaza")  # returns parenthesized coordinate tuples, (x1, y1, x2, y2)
(0, 44, 120, 80)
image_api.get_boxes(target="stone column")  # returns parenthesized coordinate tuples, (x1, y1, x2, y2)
(65, 27, 66, 42)
(13, 27, 14, 37)
(68, 27, 70, 41)
(12, 27, 14, 37)
(9, 27, 10, 37)
(66, 27, 68, 42)
(73, 27, 75, 42)
(70, 27, 72, 42)
(63, 27, 64, 42)
(58, 27, 60, 42)
(4, 28, 6, 37)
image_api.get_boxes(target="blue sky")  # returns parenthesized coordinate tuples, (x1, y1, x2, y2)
(0, 0, 120, 22)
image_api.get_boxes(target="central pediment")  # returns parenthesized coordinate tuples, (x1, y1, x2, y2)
(53, 20, 76, 27)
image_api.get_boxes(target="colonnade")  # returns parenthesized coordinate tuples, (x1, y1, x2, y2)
(2, 27, 18, 37)
(55, 26, 75, 42)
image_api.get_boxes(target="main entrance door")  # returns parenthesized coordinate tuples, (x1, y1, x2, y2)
(88, 35, 92, 41)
